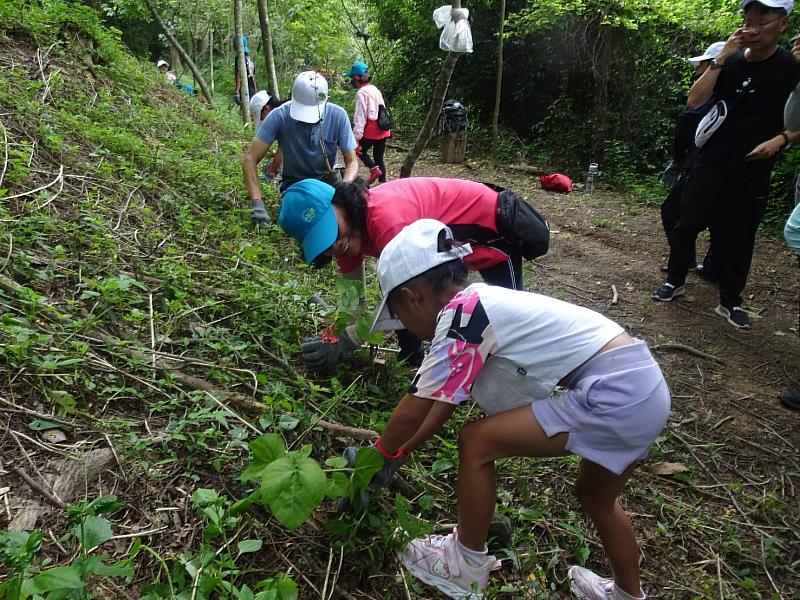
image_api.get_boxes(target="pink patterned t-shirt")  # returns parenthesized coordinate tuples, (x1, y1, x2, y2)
(410, 288, 498, 406)
(410, 283, 624, 411)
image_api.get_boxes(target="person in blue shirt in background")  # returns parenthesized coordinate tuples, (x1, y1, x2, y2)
(241, 71, 358, 227)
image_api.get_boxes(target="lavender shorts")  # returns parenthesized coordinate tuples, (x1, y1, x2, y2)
(532, 339, 670, 475)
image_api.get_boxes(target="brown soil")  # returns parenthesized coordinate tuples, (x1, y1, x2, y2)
(379, 147, 800, 598)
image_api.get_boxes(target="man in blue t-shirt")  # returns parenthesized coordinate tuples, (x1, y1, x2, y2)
(242, 71, 358, 226)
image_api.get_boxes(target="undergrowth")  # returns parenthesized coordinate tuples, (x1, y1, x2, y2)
(0, 2, 798, 599)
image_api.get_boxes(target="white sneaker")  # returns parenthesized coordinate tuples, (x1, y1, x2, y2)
(401, 529, 501, 599)
(567, 566, 645, 600)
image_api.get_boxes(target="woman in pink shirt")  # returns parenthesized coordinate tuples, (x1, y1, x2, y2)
(345, 62, 391, 185)
(278, 177, 550, 368)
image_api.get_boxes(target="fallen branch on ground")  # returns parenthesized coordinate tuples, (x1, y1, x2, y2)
(652, 343, 724, 364)
(502, 164, 548, 176)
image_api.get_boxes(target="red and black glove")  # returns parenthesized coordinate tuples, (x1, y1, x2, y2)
(300, 324, 361, 369)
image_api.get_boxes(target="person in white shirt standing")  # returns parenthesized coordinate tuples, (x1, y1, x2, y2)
(345, 61, 391, 185)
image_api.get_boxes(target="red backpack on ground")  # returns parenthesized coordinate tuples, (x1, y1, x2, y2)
(539, 173, 572, 193)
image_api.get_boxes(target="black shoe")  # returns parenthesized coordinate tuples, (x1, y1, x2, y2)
(714, 304, 751, 328)
(695, 263, 718, 283)
(780, 388, 800, 410)
(652, 283, 686, 301)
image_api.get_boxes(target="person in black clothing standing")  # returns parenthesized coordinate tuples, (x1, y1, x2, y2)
(659, 41, 724, 278)
(653, 0, 800, 329)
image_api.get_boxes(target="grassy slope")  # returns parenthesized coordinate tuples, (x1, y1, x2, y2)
(0, 2, 406, 597)
(1, 3, 797, 600)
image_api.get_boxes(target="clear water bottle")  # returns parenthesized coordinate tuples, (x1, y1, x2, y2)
(585, 163, 598, 195)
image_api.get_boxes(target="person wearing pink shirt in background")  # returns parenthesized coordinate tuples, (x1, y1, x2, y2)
(277, 177, 550, 369)
(346, 61, 391, 185)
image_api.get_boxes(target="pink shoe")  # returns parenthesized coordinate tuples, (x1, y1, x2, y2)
(368, 165, 383, 185)
(568, 566, 645, 600)
(400, 529, 500, 599)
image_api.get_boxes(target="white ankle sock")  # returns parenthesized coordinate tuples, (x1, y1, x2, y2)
(613, 583, 645, 600)
(457, 540, 488, 567)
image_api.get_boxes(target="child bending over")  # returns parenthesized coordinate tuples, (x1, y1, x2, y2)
(361, 219, 671, 600)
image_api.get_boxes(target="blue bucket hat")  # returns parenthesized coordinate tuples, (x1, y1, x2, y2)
(278, 179, 338, 264)
(344, 61, 368, 78)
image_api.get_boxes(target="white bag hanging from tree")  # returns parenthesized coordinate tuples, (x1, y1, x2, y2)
(433, 5, 473, 53)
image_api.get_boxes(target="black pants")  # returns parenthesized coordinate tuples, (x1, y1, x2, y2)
(660, 174, 715, 272)
(666, 165, 770, 308)
(358, 138, 387, 182)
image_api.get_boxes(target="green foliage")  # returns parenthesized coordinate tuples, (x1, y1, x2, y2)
(0, 496, 133, 600)
(239, 433, 385, 531)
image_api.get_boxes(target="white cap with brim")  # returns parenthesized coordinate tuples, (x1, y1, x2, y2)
(739, 0, 793, 14)
(370, 219, 473, 334)
(289, 71, 329, 124)
(248, 91, 271, 127)
(688, 41, 726, 65)
(157, 60, 169, 68)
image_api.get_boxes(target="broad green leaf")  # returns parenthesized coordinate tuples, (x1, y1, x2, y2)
(73, 516, 113, 551)
(326, 472, 349, 499)
(82, 555, 134, 578)
(87, 494, 121, 515)
(191, 488, 220, 508)
(277, 415, 299, 430)
(229, 490, 261, 516)
(128, 537, 142, 559)
(431, 458, 453, 476)
(351, 448, 383, 494)
(239, 584, 256, 600)
(237, 539, 263, 554)
(26, 565, 83, 593)
(325, 456, 348, 469)
(27, 419, 68, 432)
(260, 454, 327, 530)
(276, 576, 298, 600)
(249, 434, 285, 465)
(240, 463, 269, 483)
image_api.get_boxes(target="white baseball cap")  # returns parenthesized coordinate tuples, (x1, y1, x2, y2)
(370, 219, 473, 333)
(739, 0, 793, 14)
(688, 42, 725, 65)
(248, 90, 271, 126)
(157, 60, 169, 68)
(289, 71, 328, 124)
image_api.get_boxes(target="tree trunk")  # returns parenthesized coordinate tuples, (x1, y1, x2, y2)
(256, 0, 280, 99)
(143, 0, 213, 103)
(399, 0, 463, 179)
(490, 0, 505, 158)
(233, 0, 251, 123)
(209, 26, 215, 93)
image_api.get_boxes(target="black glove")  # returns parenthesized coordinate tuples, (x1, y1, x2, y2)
(339, 441, 407, 510)
(250, 200, 270, 228)
(660, 161, 683, 188)
(301, 325, 360, 369)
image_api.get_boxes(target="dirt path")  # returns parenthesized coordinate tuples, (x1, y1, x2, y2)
(379, 148, 800, 598)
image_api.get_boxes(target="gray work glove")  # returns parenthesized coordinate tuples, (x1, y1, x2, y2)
(233, 91, 241, 105)
(301, 324, 360, 369)
(250, 200, 271, 228)
(339, 441, 407, 511)
(660, 161, 683, 188)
